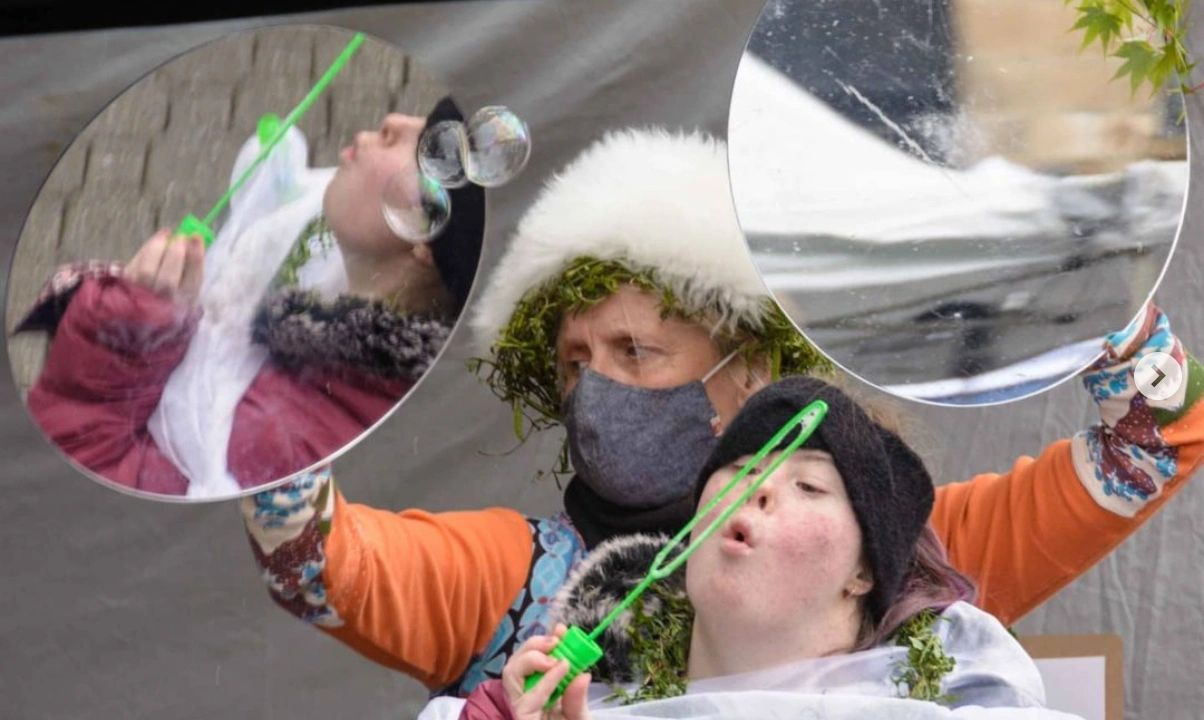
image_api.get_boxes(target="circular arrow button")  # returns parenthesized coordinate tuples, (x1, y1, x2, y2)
(1134, 352, 1184, 402)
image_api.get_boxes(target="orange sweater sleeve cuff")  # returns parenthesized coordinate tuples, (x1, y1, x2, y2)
(932, 356, 1204, 625)
(322, 493, 534, 689)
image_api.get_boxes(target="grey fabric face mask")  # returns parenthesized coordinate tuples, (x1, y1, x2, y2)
(562, 351, 738, 509)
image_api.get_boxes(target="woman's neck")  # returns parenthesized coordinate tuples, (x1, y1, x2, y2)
(342, 248, 450, 316)
(686, 602, 863, 681)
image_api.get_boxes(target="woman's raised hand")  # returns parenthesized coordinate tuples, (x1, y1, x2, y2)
(123, 229, 205, 305)
(500, 624, 592, 720)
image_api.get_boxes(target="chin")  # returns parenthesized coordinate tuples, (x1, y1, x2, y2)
(690, 573, 750, 612)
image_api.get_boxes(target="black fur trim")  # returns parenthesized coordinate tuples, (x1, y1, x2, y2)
(251, 289, 452, 380)
(549, 533, 685, 683)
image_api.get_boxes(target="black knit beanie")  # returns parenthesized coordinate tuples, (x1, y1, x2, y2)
(421, 97, 485, 315)
(694, 376, 934, 622)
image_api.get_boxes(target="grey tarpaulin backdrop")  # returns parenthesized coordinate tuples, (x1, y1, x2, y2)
(0, 2, 1201, 718)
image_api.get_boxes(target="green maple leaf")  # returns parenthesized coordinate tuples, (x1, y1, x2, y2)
(1149, 45, 1180, 94)
(1072, 4, 1123, 51)
(1103, 0, 1134, 28)
(1069, 0, 1193, 102)
(1112, 39, 1161, 93)
(1147, 0, 1179, 31)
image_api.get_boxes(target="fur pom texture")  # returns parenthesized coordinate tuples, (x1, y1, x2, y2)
(549, 532, 686, 684)
(252, 289, 451, 380)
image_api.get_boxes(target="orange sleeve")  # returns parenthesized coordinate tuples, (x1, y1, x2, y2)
(931, 390, 1204, 626)
(318, 493, 535, 689)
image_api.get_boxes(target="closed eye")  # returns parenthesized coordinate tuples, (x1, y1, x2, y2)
(795, 480, 823, 494)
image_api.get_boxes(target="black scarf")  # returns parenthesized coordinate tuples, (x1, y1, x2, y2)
(563, 476, 696, 551)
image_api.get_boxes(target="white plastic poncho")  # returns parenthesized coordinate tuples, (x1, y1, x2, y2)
(147, 128, 347, 499)
(416, 602, 1084, 720)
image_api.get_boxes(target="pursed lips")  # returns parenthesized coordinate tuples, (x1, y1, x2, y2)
(720, 514, 756, 556)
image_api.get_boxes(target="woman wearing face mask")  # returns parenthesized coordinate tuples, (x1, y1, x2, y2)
(242, 128, 1204, 699)
(427, 376, 1082, 720)
(18, 99, 484, 497)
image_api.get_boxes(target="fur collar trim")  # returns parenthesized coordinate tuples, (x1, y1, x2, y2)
(549, 532, 684, 684)
(251, 289, 452, 380)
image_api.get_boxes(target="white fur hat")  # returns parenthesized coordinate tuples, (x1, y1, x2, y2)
(470, 127, 771, 355)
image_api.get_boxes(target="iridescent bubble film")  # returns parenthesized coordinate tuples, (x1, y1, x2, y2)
(417, 119, 468, 189)
(462, 106, 531, 187)
(382, 168, 451, 243)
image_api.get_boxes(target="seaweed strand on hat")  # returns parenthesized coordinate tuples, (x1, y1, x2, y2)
(469, 128, 832, 442)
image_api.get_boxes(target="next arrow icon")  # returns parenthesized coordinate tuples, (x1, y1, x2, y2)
(1135, 352, 1183, 402)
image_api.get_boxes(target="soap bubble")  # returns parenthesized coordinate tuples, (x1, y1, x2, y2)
(463, 106, 531, 187)
(417, 120, 468, 189)
(382, 168, 450, 243)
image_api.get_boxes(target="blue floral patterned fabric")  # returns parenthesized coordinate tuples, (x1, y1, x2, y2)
(434, 512, 587, 698)
(1070, 303, 1191, 517)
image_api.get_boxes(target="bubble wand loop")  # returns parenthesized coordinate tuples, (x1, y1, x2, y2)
(524, 399, 829, 705)
(174, 32, 366, 248)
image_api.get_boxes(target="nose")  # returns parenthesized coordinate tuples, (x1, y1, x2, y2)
(749, 476, 775, 512)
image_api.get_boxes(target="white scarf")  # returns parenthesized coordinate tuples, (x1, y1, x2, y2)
(417, 602, 1084, 720)
(147, 128, 343, 500)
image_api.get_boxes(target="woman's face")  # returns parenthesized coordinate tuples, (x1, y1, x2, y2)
(555, 285, 765, 430)
(685, 449, 870, 631)
(323, 112, 426, 256)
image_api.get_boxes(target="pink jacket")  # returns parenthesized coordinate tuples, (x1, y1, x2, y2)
(459, 680, 516, 720)
(27, 274, 417, 494)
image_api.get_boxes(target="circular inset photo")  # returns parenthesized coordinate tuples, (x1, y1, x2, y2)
(729, 0, 1188, 405)
(5, 25, 490, 501)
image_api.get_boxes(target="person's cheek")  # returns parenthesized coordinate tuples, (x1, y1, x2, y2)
(696, 476, 723, 513)
(692, 476, 733, 539)
(684, 556, 703, 600)
(774, 512, 840, 567)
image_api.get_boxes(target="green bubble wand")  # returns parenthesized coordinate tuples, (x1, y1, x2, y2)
(524, 399, 830, 706)
(173, 32, 366, 248)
